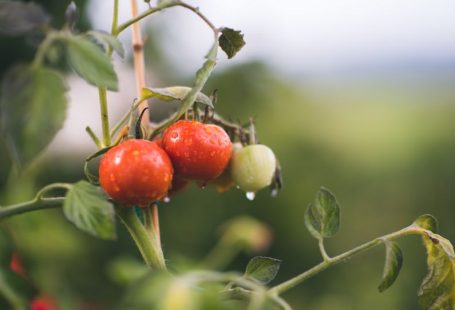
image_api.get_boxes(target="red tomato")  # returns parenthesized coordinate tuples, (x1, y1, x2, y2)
(9, 252, 25, 276)
(30, 296, 57, 310)
(161, 120, 232, 181)
(99, 140, 174, 205)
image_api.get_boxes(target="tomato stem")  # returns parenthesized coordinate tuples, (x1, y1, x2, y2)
(85, 126, 103, 149)
(117, 207, 166, 270)
(0, 183, 71, 220)
(98, 88, 111, 147)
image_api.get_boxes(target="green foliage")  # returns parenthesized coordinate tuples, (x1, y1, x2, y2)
(122, 271, 227, 310)
(244, 256, 281, 285)
(0, 229, 13, 266)
(66, 35, 118, 90)
(378, 240, 403, 292)
(0, 268, 37, 308)
(142, 86, 213, 108)
(219, 28, 245, 59)
(418, 232, 455, 309)
(106, 256, 149, 286)
(0, 65, 67, 167)
(414, 214, 439, 233)
(0, 1, 49, 36)
(63, 181, 116, 240)
(304, 187, 340, 239)
(86, 30, 125, 58)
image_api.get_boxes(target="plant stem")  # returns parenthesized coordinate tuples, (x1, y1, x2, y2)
(114, 0, 219, 36)
(268, 226, 422, 296)
(149, 42, 218, 139)
(111, 0, 119, 35)
(152, 204, 161, 247)
(32, 31, 58, 68)
(0, 183, 71, 220)
(110, 98, 146, 138)
(0, 198, 64, 220)
(117, 207, 166, 270)
(98, 88, 111, 147)
(114, 1, 180, 35)
(318, 238, 330, 261)
(85, 126, 103, 149)
(130, 0, 149, 129)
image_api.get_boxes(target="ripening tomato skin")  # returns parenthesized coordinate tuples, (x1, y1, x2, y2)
(99, 139, 173, 205)
(162, 120, 232, 181)
(230, 144, 276, 192)
(30, 296, 57, 310)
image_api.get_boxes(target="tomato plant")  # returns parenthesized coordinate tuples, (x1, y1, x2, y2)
(0, 1, 454, 309)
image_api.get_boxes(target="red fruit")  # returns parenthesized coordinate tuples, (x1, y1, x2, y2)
(30, 296, 57, 310)
(162, 120, 232, 181)
(9, 252, 25, 276)
(99, 139, 173, 205)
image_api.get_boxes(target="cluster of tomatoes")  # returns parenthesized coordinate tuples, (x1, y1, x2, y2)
(98, 119, 278, 206)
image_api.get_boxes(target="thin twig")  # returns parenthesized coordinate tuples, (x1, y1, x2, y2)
(129, 0, 162, 252)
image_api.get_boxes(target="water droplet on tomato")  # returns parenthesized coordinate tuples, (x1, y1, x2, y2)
(246, 192, 256, 201)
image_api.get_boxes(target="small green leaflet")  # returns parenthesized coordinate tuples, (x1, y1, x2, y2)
(219, 28, 245, 59)
(63, 181, 116, 240)
(141, 86, 213, 108)
(0, 65, 67, 167)
(66, 36, 118, 91)
(378, 240, 403, 292)
(86, 30, 125, 58)
(414, 214, 439, 233)
(244, 256, 282, 285)
(417, 231, 455, 310)
(304, 187, 340, 239)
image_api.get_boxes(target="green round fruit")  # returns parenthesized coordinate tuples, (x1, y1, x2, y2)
(230, 144, 276, 192)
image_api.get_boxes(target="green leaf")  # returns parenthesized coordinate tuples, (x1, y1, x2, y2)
(219, 28, 245, 59)
(304, 187, 340, 239)
(378, 240, 403, 292)
(63, 181, 116, 240)
(414, 214, 439, 233)
(418, 232, 455, 309)
(0, 1, 49, 36)
(0, 65, 67, 167)
(244, 256, 281, 285)
(66, 36, 118, 91)
(141, 86, 213, 108)
(86, 30, 125, 58)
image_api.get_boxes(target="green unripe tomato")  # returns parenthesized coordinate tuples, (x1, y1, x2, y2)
(230, 144, 276, 192)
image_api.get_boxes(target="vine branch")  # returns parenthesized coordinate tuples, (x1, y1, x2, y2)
(267, 225, 426, 296)
(0, 183, 71, 220)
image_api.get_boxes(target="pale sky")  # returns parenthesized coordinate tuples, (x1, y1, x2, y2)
(88, 0, 455, 75)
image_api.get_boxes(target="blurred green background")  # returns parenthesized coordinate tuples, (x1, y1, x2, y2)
(1, 1, 455, 309)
